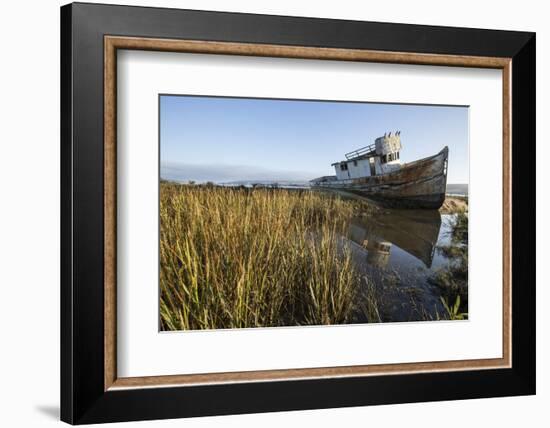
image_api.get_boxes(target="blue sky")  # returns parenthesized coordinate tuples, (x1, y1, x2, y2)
(160, 95, 468, 184)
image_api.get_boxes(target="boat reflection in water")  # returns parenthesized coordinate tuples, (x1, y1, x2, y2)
(347, 209, 447, 322)
(348, 209, 442, 269)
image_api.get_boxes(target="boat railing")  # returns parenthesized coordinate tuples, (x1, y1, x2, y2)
(345, 143, 377, 160)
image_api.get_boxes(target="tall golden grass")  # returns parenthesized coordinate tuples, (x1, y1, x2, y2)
(160, 183, 373, 330)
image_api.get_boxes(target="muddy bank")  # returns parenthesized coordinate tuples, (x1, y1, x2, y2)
(440, 196, 468, 214)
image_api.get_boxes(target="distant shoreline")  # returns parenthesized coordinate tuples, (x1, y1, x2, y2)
(161, 178, 468, 196)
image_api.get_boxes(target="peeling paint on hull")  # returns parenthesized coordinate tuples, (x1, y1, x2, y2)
(313, 147, 449, 210)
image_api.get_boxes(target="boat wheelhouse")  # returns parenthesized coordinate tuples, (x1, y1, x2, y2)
(333, 131, 403, 181)
(311, 132, 448, 210)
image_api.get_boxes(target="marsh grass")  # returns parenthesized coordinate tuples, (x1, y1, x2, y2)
(430, 210, 469, 318)
(160, 183, 375, 331)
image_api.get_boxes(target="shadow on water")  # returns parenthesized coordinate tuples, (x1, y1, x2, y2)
(346, 208, 466, 322)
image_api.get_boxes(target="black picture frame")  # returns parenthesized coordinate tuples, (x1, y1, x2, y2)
(61, 2, 535, 424)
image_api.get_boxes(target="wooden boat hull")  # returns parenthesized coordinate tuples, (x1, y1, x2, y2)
(313, 147, 448, 209)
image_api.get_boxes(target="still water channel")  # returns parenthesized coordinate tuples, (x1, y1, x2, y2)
(346, 209, 466, 322)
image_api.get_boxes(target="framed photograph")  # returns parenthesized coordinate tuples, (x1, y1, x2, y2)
(60, 2, 535, 424)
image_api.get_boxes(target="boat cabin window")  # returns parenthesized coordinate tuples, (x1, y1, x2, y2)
(340, 163, 348, 171)
(381, 152, 400, 164)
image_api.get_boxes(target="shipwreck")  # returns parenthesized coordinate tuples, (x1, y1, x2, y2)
(310, 132, 448, 209)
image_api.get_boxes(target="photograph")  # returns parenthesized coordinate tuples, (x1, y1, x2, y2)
(159, 95, 469, 331)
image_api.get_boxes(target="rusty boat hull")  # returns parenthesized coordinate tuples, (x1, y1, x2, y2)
(313, 147, 448, 210)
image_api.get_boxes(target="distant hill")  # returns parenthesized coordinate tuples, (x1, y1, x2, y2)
(446, 183, 468, 195)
